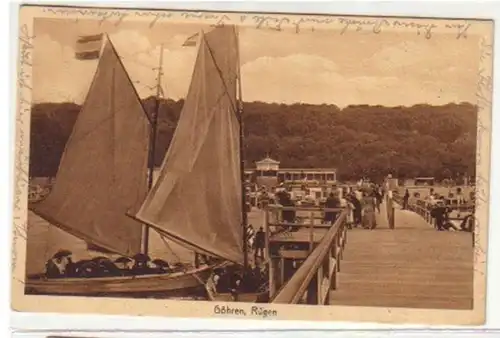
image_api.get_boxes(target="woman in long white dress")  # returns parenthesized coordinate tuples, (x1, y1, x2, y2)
(362, 191, 377, 229)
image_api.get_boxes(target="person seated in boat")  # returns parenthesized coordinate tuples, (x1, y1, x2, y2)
(211, 273, 221, 293)
(68, 259, 88, 277)
(235, 265, 256, 293)
(45, 258, 63, 278)
(212, 269, 223, 292)
(212, 267, 230, 293)
(207, 273, 220, 296)
(131, 253, 152, 275)
(229, 272, 243, 301)
(151, 259, 171, 274)
(222, 266, 244, 294)
(45, 250, 73, 278)
(92, 257, 124, 277)
(74, 259, 100, 278)
(245, 262, 265, 292)
(64, 255, 79, 277)
(114, 257, 134, 275)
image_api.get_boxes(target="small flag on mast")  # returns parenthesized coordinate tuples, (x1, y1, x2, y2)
(182, 32, 200, 47)
(75, 33, 104, 60)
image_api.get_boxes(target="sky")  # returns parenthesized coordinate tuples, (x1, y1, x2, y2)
(32, 18, 481, 108)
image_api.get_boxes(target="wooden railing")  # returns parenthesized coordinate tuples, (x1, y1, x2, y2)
(394, 194, 436, 226)
(270, 209, 349, 305)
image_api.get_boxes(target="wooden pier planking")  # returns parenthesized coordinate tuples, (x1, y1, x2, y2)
(328, 208, 474, 310)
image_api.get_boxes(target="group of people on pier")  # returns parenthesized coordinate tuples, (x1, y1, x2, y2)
(271, 183, 387, 230)
(343, 184, 386, 230)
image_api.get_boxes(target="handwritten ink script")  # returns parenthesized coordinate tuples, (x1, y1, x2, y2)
(12, 24, 33, 275)
(40, 7, 475, 40)
(214, 304, 278, 318)
(472, 37, 493, 268)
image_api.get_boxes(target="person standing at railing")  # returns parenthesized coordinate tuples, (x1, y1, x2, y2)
(324, 192, 340, 225)
(254, 227, 265, 261)
(403, 189, 410, 210)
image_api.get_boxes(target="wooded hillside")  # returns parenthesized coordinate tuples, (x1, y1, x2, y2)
(29, 97, 477, 181)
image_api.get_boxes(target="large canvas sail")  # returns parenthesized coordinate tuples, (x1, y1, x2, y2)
(29, 39, 150, 256)
(135, 26, 244, 265)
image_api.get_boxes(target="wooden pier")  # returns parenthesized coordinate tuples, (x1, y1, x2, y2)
(261, 198, 474, 309)
(264, 206, 347, 304)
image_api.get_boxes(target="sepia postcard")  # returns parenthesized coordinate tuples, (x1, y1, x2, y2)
(11, 5, 493, 325)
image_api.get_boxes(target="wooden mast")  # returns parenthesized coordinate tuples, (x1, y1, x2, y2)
(143, 44, 164, 255)
(235, 26, 249, 269)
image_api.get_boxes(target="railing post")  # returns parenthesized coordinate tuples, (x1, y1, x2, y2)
(279, 256, 285, 288)
(336, 233, 341, 272)
(342, 220, 347, 249)
(269, 257, 277, 298)
(265, 208, 278, 298)
(309, 211, 314, 253)
(331, 243, 337, 290)
(306, 274, 318, 304)
(343, 221, 348, 247)
(322, 252, 331, 305)
(338, 223, 344, 260)
(317, 261, 324, 304)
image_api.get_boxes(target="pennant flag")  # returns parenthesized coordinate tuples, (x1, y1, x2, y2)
(182, 32, 199, 47)
(75, 33, 104, 60)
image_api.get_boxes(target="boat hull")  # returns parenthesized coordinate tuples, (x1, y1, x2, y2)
(25, 265, 214, 298)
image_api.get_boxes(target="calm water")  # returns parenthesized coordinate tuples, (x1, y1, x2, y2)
(25, 208, 265, 275)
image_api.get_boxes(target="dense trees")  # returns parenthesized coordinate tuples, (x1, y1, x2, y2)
(29, 97, 477, 181)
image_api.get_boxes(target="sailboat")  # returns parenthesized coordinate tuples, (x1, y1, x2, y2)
(25, 26, 249, 298)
